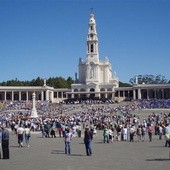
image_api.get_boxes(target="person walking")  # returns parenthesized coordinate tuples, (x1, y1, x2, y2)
(1, 125, 10, 159)
(129, 125, 135, 142)
(158, 124, 163, 140)
(17, 124, 24, 147)
(76, 123, 82, 138)
(24, 125, 31, 147)
(64, 128, 72, 155)
(84, 125, 93, 156)
(164, 123, 170, 147)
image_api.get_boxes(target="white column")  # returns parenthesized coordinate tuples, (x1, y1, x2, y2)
(4, 91, 6, 101)
(123, 91, 125, 98)
(138, 89, 141, 99)
(50, 91, 54, 103)
(19, 91, 21, 101)
(41, 91, 44, 101)
(133, 89, 136, 100)
(46, 90, 49, 101)
(26, 91, 29, 101)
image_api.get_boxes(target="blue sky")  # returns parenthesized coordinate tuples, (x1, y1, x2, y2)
(0, 0, 170, 84)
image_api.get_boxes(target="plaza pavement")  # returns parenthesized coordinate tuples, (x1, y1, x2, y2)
(1, 108, 170, 170)
(1, 129, 170, 170)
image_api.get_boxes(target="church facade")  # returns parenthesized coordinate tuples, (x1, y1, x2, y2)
(68, 12, 119, 100)
(0, 12, 170, 103)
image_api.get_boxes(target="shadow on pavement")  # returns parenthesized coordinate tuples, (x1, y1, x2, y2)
(51, 150, 85, 156)
(51, 150, 65, 154)
(146, 158, 170, 161)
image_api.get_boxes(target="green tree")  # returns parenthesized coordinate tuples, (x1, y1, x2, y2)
(66, 76, 74, 87)
(129, 74, 168, 85)
(119, 81, 131, 87)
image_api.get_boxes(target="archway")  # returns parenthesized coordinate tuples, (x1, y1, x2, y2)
(89, 88, 95, 99)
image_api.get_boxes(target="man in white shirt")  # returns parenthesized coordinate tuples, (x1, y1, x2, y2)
(17, 125, 24, 147)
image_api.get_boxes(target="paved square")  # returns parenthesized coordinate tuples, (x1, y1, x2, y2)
(1, 128, 170, 170)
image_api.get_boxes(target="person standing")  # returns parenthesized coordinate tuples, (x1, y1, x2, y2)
(158, 124, 163, 140)
(1, 125, 10, 159)
(116, 125, 122, 141)
(76, 123, 82, 138)
(136, 125, 142, 142)
(122, 125, 128, 141)
(129, 125, 135, 142)
(108, 126, 114, 143)
(164, 123, 170, 147)
(84, 125, 93, 156)
(24, 125, 31, 147)
(103, 126, 109, 143)
(17, 124, 24, 147)
(147, 124, 153, 142)
(64, 128, 72, 155)
(141, 125, 146, 142)
(0, 126, 2, 159)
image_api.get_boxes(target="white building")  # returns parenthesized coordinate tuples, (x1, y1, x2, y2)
(69, 12, 119, 100)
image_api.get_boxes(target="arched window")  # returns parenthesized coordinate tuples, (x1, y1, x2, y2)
(89, 88, 95, 99)
(91, 44, 94, 52)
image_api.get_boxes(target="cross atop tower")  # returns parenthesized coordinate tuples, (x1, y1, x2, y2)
(90, 8, 93, 14)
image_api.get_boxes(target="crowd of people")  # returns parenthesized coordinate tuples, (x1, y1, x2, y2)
(0, 99, 170, 159)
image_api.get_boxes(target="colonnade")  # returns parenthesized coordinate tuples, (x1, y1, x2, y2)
(115, 87, 170, 100)
(0, 90, 54, 102)
(1, 84, 170, 103)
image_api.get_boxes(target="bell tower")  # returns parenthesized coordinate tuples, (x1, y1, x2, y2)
(85, 12, 100, 84)
(86, 12, 99, 64)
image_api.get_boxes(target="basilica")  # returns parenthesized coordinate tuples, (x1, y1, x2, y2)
(0, 12, 170, 103)
(68, 12, 119, 100)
